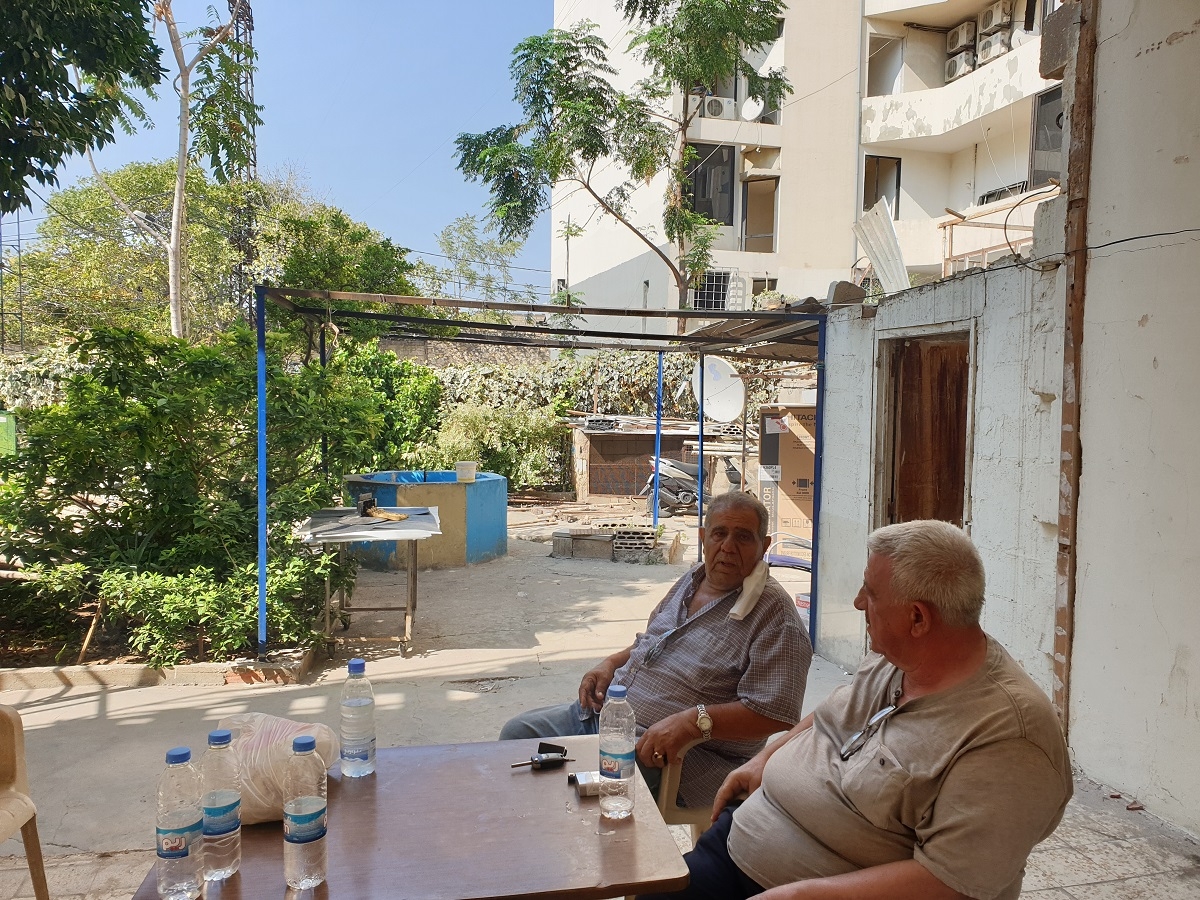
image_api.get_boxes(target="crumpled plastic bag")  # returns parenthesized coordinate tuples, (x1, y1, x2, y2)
(216, 712, 340, 825)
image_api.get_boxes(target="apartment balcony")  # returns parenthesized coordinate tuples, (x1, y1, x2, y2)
(861, 39, 1054, 153)
(687, 113, 782, 148)
(865, 0, 992, 25)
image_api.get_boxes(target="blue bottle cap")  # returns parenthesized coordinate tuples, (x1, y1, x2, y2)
(607, 684, 628, 700)
(348, 658, 366, 675)
(293, 735, 317, 753)
(166, 747, 191, 764)
(208, 729, 232, 747)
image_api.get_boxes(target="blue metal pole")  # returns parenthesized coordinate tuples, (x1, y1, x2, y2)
(652, 352, 663, 527)
(255, 285, 268, 658)
(809, 316, 826, 646)
(697, 353, 705, 563)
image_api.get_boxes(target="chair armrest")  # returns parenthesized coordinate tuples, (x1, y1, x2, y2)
(656, 737, 708, 818)
(0, 706, 28, 795)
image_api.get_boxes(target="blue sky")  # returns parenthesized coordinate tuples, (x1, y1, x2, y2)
(26, 0, 554, 288)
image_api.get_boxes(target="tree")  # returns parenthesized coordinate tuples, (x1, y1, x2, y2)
(82, 0, 262, 339)
(16, 161, 243, 346)
(0, 0, 164, 213)
(456, 0, 790, 312)
(262, 202, 450, 359)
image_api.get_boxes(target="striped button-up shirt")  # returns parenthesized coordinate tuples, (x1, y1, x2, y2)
(614, 562, 812, 808)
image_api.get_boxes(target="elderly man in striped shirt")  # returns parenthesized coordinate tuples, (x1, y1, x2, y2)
(500, 491, 812, 807)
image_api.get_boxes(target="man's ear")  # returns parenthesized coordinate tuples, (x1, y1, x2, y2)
(761, 534, 772, 556)
(909, 601, 934, 637)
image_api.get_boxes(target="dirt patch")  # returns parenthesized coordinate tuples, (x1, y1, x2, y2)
(0, 627, 147, 668)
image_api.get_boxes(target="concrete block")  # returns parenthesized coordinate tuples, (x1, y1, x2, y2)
(1040, 2, 1080, 80)
(571, 534, 614, 560)
(1033, 194, 1068, 260)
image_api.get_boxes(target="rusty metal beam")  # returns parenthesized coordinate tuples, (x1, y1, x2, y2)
(1054, 0, 1099, 735)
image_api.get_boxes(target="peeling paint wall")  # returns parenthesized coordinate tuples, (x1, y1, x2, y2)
(1069, 0, 1200, 837)
(861, 41, 1054, 146)
(817, 265, 1064, 693)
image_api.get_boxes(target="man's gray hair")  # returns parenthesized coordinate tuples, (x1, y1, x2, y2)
(706, 491, 770, 540)
(866, 520, 985, 628)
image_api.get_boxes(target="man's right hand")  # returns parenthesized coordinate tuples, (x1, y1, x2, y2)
(578, 660, 617, 714)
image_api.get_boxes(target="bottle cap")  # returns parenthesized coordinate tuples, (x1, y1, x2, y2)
(208, 729, 232, 747)
(166, 747, 191, 765)
(293, 735, 317, 754)
(607, 684, 628, 700)
(348, 657, 366, 675)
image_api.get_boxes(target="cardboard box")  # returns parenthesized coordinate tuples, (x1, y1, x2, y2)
(758, 407, 816, 538)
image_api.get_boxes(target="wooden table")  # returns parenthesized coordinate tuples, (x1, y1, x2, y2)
(132, 736, 688, 899)
(296, 507, 442, 655)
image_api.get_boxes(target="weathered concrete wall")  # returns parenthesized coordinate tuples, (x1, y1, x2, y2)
(817, 265, 1063, 692)
(1069, 0, 1200, 837)
(861, 40, 1054, 146)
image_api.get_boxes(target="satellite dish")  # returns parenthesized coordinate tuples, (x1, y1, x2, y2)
(741, 97, 765, 122)
(691, 357, 746, 423)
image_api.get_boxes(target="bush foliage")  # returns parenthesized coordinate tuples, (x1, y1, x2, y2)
(0, 329, 440, 666)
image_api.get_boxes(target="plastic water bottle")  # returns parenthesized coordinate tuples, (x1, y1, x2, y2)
(283, 735, 328, 890)
(156, 747, 204, 900)
(598, 684, 637, 819)
(340, 657, 376, 777)
(199, 729, 241, 881)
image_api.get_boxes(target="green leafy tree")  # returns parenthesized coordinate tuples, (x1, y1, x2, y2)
(80, 0, 263, 338)
(0, 0, 164, 213)
(15, 161, 243, 345)
(264, 203, 448, 358)
(413, 214, 538, 315)
(456, 1, 790, 310)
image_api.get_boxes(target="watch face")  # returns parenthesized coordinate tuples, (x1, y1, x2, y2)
(698, 713, 712, 730)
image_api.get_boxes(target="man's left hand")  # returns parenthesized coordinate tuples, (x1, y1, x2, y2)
(635, 709, 700, 768)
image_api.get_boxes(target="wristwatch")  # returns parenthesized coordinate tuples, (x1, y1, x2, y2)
(695, 704, 713, 741)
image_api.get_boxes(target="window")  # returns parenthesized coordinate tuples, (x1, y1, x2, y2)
(687, 144, 735, 226)
(978, 181, 1028, 205)
(690, 271, 730, 311)
(1029, 85, 1064, 188)
(751, 278, 778, 296)
(1042, 0, 1064, 22)
(555, 278, 567, 294)
(863, 156, 901, 218)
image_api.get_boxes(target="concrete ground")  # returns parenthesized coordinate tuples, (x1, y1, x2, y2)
(1, 508, 1198, 899)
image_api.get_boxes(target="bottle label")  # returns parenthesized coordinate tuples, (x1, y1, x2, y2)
(203, 797, 241, 837)
(284, 803, 328, 844)
(599, 748, 636, 780)
(341, 737, 376, 762)
(156, 820, 202, 859)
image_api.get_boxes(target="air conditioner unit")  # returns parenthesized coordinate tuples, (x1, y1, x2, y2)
(703, 96, 737, 120)
(977, 30, 1011, 64)
(946, 21, 976, 55)
(945, 50, 976, 82)
(978, 0, 1012, 35)
(686, 93, 703, 119)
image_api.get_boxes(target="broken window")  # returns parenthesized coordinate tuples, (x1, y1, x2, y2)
(687, 144, 735, 226)
(1029, 85, 1064, 189)
(882, 335, 970, 526)
(864, 156, 902, 218)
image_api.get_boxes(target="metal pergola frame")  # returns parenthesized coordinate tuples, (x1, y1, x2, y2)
(252, 285, 827, 655)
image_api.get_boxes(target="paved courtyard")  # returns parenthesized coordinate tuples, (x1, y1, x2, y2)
(1, 518, 1197, 898)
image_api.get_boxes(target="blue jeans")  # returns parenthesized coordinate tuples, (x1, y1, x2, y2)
(636, 806, 763, 900)
(499, 700, 662, 798)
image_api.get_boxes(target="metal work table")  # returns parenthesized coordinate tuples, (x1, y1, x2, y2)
(296, 506, 441, 655)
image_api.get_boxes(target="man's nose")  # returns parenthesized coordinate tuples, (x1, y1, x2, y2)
(853, 591, 866, 611)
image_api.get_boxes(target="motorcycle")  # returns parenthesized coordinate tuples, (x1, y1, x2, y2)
(639, 455, 742, 517)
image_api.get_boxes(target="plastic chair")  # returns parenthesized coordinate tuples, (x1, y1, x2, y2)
(656, 737, 711, 844)
(765, 532, 812, 572)
(0, 705, 50, 900)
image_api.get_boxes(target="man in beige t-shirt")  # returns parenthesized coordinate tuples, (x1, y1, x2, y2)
(638, 520, 1072, 900)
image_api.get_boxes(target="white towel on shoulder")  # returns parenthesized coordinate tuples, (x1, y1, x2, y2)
(729, 559, 770, 620)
